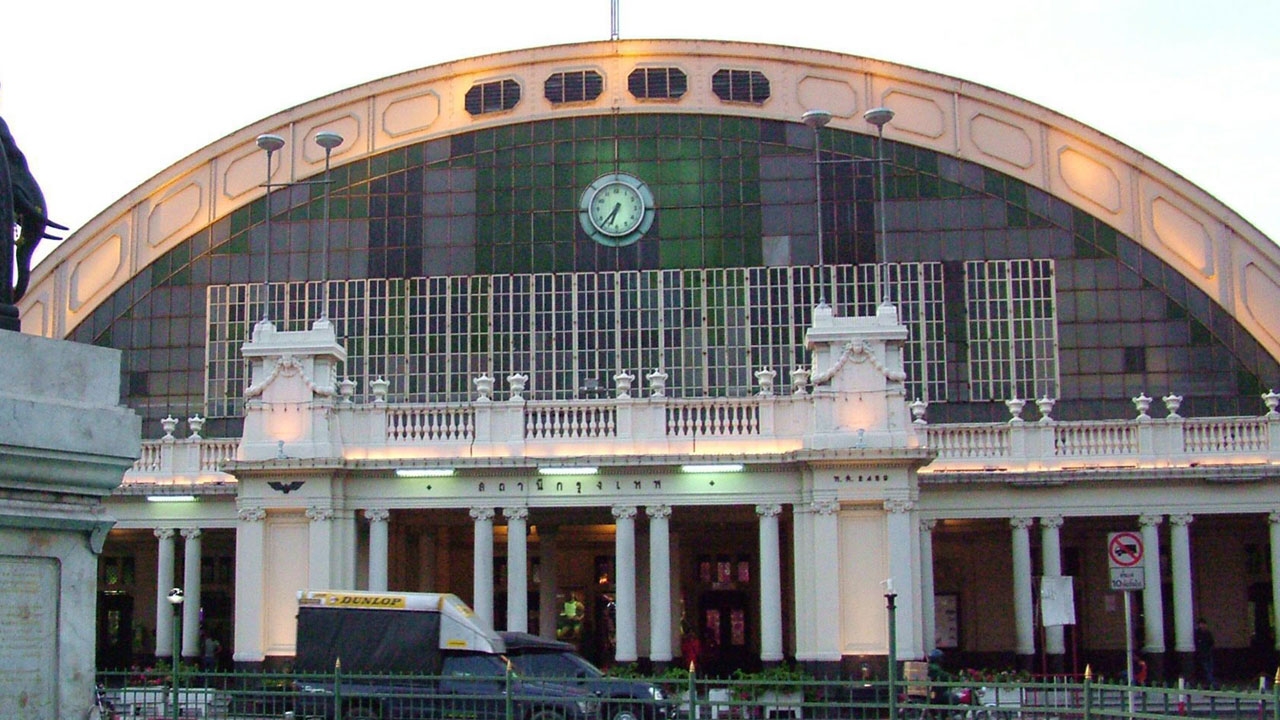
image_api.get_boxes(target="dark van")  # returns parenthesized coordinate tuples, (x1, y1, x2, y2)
(501, 632, 673, 720)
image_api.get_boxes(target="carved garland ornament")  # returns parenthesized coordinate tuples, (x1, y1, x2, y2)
(810, 340, 906, 386)
(244, 354, 336, 399)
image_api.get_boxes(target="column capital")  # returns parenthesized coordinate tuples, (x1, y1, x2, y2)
(180, 527, 202, 540)
(237, 507, 266, 522)
(1040, 515, 1064, 530)
(920, 518, 938, 532)
(503, 506, 529, 522)
(469, 507, 495, 522)
(1010, 516, 1035, 530)
(755, 503, 782, 518)
(154, 527, 176, 540)
(612, 505, 637, 521)
(306, 506, 334, 522)
(646, 504, 672, 520)
(1139, 513, 1164, 527)
(884, 498, 914, 514)
(1169, 513, 1195, 527)
(365, 508, 390, 523)
(812, 498, 840, 516)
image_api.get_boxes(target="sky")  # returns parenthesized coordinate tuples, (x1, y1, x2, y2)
(3, 0, 1279, 269)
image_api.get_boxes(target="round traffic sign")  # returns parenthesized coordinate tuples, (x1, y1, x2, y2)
(1108, 531, 1144, 567)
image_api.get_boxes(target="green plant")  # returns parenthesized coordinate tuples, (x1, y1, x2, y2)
(731, 666, 812, 699)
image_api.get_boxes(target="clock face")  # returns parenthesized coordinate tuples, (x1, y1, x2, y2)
(589, 181, 645, 236)
(579, 173, 655, 247)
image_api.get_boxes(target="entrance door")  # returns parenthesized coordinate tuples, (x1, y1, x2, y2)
(97, 592, 134, 669)
(698, 590, 753, 676)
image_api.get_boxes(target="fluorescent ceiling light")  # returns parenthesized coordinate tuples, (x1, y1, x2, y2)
(538, 467, 598, 476)
(681, 464, 745, 474)
(147, 495, 197, 503)
(396, 468, 456, 478)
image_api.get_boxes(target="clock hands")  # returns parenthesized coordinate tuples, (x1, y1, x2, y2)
(603, 202, 622, 226)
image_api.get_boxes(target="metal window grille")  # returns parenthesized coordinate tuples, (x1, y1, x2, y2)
(627, 67, 688, 100)
(965, 259, 1059, 401)
(205, 262, 951, 415)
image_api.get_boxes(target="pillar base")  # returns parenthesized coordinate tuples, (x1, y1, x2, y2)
(1043, 652, 1065, 675)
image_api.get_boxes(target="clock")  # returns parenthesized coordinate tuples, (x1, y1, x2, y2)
(579, 173, 655, 247)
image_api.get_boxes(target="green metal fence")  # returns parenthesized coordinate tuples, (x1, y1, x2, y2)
(94, 667, 1280, 720)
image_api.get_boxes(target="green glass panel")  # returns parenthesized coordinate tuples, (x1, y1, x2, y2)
(388, 149, 407, 173)
(1096, 224, 1118, 255)
(636, 115, 660, 136)
(533, 121, 554, 142)
(1005, 180, 1027, 207)
(1007, 204, 1027, 228)
(659, 116, 681, 136)
(919, 174, 939, 199)
(475, 243, 492, 274)
(983, 168, 1005, 196)
(533, 188, 553, 210)
(617, 139, 638, 162)
(555, 165, 575, 186)
(350, 197, 369, 219)
(475, 130, 494, 152)
(703, 239, 723, 266)
(1073, 208, 1096, 240)
(703, 208, 722, 237)
(740, 182, 760, 204)
(659, 240, 682, 268)
(370, 154, 389, 177)
(532, 143, 553, 164)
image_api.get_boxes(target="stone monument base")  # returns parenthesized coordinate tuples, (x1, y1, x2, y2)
(0, 329, 140, 720)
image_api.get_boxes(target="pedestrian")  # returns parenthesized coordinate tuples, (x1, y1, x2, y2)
(1194, 618, 1215, 687)
(202, 633, 221, 671)
(1132, 654, 1148, 685)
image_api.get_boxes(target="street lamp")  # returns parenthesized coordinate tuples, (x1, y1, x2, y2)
(167, 587, 184, 720)
(801, 108, 895, 312)
(801, 109, 833, 306)
(254, 131, 346, 326)
(863, 107, 895, 305)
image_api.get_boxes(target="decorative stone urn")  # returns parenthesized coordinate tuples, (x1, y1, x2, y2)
(1265, 389, 1280, 418)
(473, 373, 494, 402)
(187, 414, 205, 439)
(613, 371, 635, 399)
(790, 367, 810, 396)
(1162, 393, 1183, 419)
(646, 369, 669, 398)
(507, 373, 529, 401)
(1005, 396, 1026, 423)
(1036, 395, 1056, 423)
(754, 368, 776, 397)
(370, 376, 390, 403)
(1132, 392, 1152, 419)
(909, 398, 928, 425)
(338, 377, 357, 404)
(161, 415, 179, 440)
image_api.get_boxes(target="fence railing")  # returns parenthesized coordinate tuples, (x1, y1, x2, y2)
(94, 668, 1280, 720)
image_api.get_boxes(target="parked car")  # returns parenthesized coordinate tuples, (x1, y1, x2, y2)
(501, 632, 673, 720)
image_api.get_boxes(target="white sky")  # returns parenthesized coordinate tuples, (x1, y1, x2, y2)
(4, 0, 1278, 269)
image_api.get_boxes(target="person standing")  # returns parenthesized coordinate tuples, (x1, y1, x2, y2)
(1194, 618, 1215, 687)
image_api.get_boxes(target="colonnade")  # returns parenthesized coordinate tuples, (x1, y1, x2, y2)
(150, 507, 1280, 668)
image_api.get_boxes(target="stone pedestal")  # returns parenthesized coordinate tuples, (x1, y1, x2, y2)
(0, 330, 140, 720)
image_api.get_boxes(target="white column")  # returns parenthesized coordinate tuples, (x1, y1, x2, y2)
(154, 528, 176, 658)
(1040, 515, 1065, 656)
(886, 499, 919, 658)
(648, 505, 674, 663)
(181, 528, 202, 659)
(366, 509, 390, 591)
(613, 505, 638, 663)
(1139, 514, 1167, 654)
(1170, 513, 1196, 653)
(1011, 517, 1036, 658)
(1270, 512, 1280, 652)
(539, 527, 559, 639)
(505, 506, 530, 633)
(757, 503, 784, 663)
(920, 519, 938, 654)
(233, 507, 266, 663)
(811, 499, 842, 661)
(471, 507, 496, 629)
(792, 504, 816, 660)
(306, 506, 335, 589)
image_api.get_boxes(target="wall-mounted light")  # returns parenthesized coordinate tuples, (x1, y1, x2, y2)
(538, 467, 598, 476)
(147, 495, 197, 503)
(395, 468, 456, 478)
(680, 464, 745, 474)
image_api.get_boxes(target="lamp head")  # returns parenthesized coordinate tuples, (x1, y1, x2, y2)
(801, 109, 833, 130)
(167, 587, 185, 606)
(256, 134, 285, 153)
(315, 131, 344, 151)
(863, 107, 895, 130)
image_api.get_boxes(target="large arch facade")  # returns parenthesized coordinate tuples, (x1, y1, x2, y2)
(35, 40, 1280, 679)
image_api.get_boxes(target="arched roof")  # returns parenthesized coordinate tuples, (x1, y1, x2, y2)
(20, 39, 1280, 362)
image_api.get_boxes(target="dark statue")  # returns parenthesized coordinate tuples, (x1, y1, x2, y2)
(1, 106, 66, 331)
